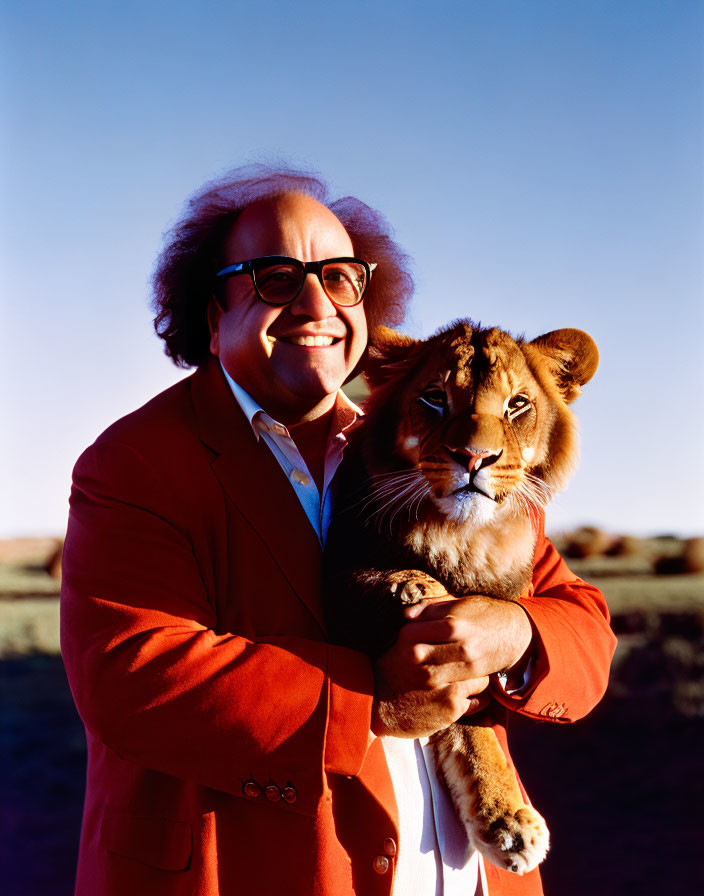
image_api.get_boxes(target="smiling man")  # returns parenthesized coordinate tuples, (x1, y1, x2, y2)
(60, 164, 616, 896)
(209, 193, 369, 423)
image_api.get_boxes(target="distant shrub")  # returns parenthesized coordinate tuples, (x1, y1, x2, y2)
(654, 555, 686, 575)
(683, 538, 704, 574)
(605, 535, 643, 558)
(46, 542, 63, 580)
(564, 526, 611, 559)
(654, 537, 704, 576)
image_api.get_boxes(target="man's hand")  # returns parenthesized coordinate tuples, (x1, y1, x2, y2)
(371, 596, 533, 738)
(403, 595, 534, 681)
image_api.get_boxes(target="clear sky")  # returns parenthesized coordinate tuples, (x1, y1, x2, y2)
(2, 0, 703, 538)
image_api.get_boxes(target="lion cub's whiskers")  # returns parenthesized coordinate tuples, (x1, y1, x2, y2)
(364, 470, 431, 533)
(367, 469, 421, 482)
(506, 473, 553, 524)
(343, 470, 420, 513)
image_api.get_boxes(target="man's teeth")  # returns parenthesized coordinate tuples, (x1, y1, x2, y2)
(289, 335, 335, 346)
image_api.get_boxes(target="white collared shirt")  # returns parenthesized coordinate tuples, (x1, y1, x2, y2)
(222, 367, 357, 543)
(221, 363, 486, 895)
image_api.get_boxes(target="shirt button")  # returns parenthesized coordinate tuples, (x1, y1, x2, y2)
(373, 855, 390, 874)
(243, 780, 262, 798)
(290, 468, 311, 486)
(383, 838, 397, 856)
(272, 423, 288, 436)
(282, 785, 298, 804)
(265, 785, 282, 802)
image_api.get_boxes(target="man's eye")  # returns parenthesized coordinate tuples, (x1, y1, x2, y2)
(418, 390, 446, 413)
(323, 268, 362, 287)
(323, 268, 347, 283)
(258, 266, 299, 286)
(505, 394, 532, 421)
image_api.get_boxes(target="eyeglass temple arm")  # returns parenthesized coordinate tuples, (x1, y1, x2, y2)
(215, 262, 248, 280)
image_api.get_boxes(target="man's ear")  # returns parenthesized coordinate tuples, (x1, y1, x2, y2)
(207, 296, 222, 355)
(364, 325, 420, 389)
(529, 328, 599, 403)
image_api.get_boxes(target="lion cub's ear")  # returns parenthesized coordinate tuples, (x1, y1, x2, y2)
(529, 329, 599, 403)
(364, 326, 421, 388)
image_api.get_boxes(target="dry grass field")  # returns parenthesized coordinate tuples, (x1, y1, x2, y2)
(1, 532, 702, 894)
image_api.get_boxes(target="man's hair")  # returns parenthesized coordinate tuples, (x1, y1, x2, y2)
(152, 163, 414, 367)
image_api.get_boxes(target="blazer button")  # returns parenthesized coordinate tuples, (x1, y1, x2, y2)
(243, 780, 262, 798)
(290, 468, 311, 486)
(282, 785, 298, 804)
(383, 838, 397, 856)
(265, 785, 282, 802)
(373, 855, 390, 874)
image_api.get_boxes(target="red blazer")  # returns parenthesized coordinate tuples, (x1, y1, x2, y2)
(60, 359, 616, 896)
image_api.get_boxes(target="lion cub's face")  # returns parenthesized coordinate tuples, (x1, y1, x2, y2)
(362, 321, 598, 529)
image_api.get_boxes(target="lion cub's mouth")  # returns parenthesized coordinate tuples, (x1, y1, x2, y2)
(446, 448, 502, 502)
(452, 481, 498, 501)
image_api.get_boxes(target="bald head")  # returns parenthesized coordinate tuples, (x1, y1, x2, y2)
(223, 193, 355, 266)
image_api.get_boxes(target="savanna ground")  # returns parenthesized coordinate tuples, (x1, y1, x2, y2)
(1, 533, 702, 895)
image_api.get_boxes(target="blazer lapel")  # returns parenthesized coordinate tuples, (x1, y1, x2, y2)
(189, 360, 326, 632)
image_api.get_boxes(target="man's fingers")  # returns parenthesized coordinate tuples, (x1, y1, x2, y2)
(398, 618, 466, 646)
(412, 659, 483, 687)
(434, 678, 490, 719)
(454, 675, 490, 697)
(410, 640, 470, 666)
(465, 691, 491, 715)
(404, 595, 493, 624)
(414, 666, 489, 700)
(404, 596, 454, 618)
(395, 623, 489, 681)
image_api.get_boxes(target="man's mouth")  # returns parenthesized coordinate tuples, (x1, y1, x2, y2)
(269, 334, 343, 347)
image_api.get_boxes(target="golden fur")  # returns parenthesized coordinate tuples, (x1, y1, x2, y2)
(324, 319, 598, 874)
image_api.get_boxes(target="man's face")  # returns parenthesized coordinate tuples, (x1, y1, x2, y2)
(209, 193, 368, 423)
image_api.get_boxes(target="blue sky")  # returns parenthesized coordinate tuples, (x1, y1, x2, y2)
(2, 0, 703, 537)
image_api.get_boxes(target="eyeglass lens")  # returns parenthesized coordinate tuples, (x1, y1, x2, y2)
(254, 261, 367, 306)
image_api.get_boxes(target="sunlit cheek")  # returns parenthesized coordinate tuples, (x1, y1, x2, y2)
(395, 417, 422, 463)
(262, 333, 275, 357)
(521, 444, 536, 464)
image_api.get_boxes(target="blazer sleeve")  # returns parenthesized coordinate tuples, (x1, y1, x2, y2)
(60, 439, 374, 817)
(491, 511, 617, 723)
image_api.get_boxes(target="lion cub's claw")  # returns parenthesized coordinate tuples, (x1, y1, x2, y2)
(387, 570, 447, 605)
(475, 806, 549, 875)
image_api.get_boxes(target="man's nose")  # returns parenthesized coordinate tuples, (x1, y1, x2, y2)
(289, 273, 337, 319)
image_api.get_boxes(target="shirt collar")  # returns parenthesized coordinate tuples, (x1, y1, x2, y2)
(219, 360, 363, 441)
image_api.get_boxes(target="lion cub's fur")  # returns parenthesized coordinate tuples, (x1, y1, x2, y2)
(324, 320, 598, 875)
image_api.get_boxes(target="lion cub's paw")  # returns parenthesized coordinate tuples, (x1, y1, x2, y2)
(476, 806, 549, 875)
(386, 570, 448, 605)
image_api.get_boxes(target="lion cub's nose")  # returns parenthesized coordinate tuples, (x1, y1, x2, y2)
(445, 446, 503, 473)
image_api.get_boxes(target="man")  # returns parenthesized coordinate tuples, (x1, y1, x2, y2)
(61, 164, 616, 896)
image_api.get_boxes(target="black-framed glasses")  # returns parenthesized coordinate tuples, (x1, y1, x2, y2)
(214, 256, 376, 307)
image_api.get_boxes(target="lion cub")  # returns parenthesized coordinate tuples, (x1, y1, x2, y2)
(324, 320, 598, 875)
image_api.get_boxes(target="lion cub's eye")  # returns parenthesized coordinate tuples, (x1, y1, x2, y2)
(418, 388, 447, 414)
(505, 394, 532, 421)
